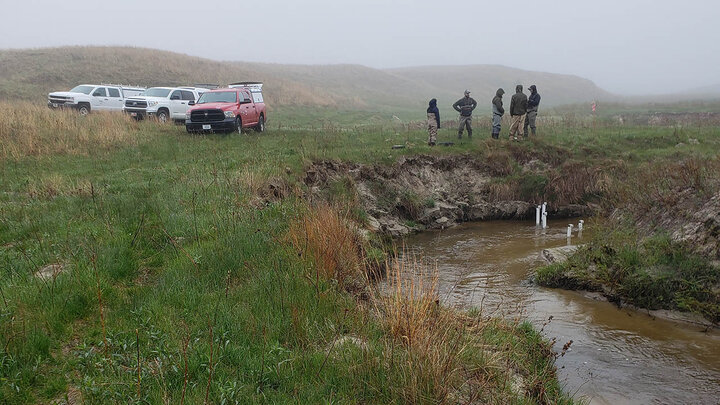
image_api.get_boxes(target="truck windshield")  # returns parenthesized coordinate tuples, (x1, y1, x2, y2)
(143, 88, 172, 98)
(197, 91, 237, 104)
(69, 85, 95, 94)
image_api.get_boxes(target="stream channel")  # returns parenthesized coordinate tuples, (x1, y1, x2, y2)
(401, 219, 720, 404)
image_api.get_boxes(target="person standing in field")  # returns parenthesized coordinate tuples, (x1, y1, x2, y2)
(452, 90, 477, 139)
(427, 98, 440, 146)
(524, 85, 541, 136)
(509, 85, 528, 141)
(491, 88, 505, 139)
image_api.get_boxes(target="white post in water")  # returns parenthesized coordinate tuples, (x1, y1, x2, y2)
(578, 220, 584, 231)
(567, 224, 574, 238)
(536, 205, 541, 225)
(542, 212, 547, 229)
(542, 202, 547, 217)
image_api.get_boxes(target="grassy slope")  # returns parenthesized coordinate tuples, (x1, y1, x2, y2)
(387, 64, 611, 108)
(0, 46, 609, 117)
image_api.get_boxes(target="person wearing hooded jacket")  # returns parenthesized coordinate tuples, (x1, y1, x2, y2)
(508, 85, 528, 141)
(426, 98, 440, 146)
(524, 85, 541, 136)
(491, 88, 505, 139)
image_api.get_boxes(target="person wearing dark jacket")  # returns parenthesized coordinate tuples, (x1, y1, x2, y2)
(508, 85, 528, 141)
(452, 90, 477, 139)
(491, 88, 505, 139)
(426, 98, 440, 146)
(524, 85, 541, 136)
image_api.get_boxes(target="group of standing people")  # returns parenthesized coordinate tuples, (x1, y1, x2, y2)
(426, 85, 541, 146)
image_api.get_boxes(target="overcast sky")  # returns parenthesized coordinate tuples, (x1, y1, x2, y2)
(2, 0, 718, 94)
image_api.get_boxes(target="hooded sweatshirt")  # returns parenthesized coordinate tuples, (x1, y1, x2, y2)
(427, 98, 440, 128)
(492, 88, 505, 116)
(510, 85, 528, 116)
(527, 85, 541, 112)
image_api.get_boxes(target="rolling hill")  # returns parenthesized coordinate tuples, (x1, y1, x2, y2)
(0, 46, 611, 117)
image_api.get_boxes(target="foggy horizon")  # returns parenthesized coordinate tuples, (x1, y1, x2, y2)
(2, 0, 719, 96)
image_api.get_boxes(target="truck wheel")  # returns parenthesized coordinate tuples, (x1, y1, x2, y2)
(157, 109, 169, 123)
(78, 104, 90, 116)
(254, 115, 265, 133)
(235, 117, 242, 134)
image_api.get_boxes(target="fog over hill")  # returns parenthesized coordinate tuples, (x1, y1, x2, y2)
(0, 46, 617, 114)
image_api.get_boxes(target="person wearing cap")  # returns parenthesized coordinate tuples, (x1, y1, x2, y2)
(509, 85, 528, 141)
(452, 90, 477, 139)
(524, 85, 541, 136)
(426, 98, 440, 146)
(491, 88, 505, 139)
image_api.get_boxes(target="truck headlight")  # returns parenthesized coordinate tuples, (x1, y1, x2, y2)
(185, 111, 191, 119)
(148, 101, 158, 107)
(224, 111, 234, 118)
(68, 97, 74, 103)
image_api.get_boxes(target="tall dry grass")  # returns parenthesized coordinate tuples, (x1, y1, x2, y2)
(374, 256, 495, 403)
(0, 102, 142, 159)
(287, 204, 366, 292)
(288, 205, 471, 400)
(617, 156, 720, 213)
(547, 160, 616, 206)
(378, 257, 464, 402)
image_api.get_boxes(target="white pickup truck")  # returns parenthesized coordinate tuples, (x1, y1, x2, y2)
(48, 84, 145, 115)
(123, 87, 208, 123)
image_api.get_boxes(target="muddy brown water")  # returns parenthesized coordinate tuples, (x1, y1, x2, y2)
(402, 220, 720, 405)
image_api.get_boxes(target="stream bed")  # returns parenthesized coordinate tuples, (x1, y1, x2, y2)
(402, 220, 720, 404)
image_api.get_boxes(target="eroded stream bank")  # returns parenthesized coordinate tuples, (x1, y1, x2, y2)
(304, 154, 592, 237)
(402, 220, 720, 405)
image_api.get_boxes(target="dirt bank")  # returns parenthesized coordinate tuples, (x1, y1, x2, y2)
(304, 154, 592, 237)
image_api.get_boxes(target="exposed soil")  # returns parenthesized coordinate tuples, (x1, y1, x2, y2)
(304, 155, 591, 237)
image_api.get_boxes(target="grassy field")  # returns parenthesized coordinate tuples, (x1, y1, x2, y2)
(1, 101, 719, 403)
(0, 104, 581, 404)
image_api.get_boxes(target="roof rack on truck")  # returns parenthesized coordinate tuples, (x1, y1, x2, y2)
(101, 83, 146, 91)
(228, 82, 263, 91)
(193, 83, 220, 89)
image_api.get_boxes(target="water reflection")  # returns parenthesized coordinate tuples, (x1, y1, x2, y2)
(402, 220, 720, 405)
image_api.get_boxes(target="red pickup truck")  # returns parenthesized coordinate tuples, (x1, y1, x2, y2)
(185, 83, 266, 133)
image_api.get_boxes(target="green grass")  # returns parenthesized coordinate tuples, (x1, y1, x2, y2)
(537, 226, 720, 323)
(0, 109, 596, 404)
(2, 100, 720, 402)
